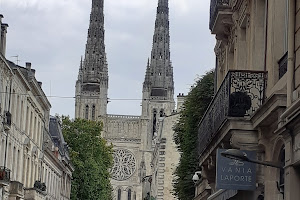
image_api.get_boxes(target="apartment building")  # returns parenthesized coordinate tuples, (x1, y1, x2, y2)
(0, 14, 72, 200)
(194, 0, 300, 200)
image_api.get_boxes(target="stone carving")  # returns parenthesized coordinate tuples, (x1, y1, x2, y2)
(106, 137, 141, 143)
(111, 149, 136, 181)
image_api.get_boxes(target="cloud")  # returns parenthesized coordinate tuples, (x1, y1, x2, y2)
(2, 0, 215, 118)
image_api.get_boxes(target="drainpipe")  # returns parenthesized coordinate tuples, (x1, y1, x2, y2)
(287, 0, 295, 107)
(263, 0, 269, 102)
(263, 0, 268, 72)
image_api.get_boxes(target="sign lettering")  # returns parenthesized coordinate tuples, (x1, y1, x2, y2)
(216, 149, 256, 191)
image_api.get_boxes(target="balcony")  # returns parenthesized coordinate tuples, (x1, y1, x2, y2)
(0, 166, 10, 186)
(197, 70, 267, 156)
(9, 181, 24, 197)
(24, 188, 47, 200)
(24, 181, 47, 200)
(209, 0, 232, 34)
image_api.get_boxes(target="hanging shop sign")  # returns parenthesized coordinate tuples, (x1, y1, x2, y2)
(216, 149, 256, 191)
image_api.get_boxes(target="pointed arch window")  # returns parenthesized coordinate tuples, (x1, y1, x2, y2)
(85, 105, 89, 119)
(118, 188, 122, 200)
(92, 105, 96, 120)
(128, 189, 132, 200)
(153, 109, 157, 137)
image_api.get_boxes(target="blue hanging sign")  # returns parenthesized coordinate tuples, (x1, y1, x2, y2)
(216, 149, 256, 191)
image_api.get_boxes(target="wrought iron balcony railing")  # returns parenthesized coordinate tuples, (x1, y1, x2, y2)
(209, 0, 230, 31)
(197, 70, 267, 156)
(34, 180, 47, 192)
(0, 166, 11, 184)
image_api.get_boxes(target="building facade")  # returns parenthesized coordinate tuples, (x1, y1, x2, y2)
(150, 94, 185, 200)
(0, 14, 72, 200)
(75, 0, 180, 199)
(194, 0, 300, 200)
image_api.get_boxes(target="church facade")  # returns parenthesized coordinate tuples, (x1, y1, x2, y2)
(74, 0, 180, 199)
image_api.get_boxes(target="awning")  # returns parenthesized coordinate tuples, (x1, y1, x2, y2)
(207, 189, 238, 200)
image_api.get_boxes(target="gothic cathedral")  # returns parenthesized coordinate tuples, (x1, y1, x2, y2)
(75, 0, 177, 199)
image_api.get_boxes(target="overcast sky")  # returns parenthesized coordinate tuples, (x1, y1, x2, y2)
(1, 0, 215, 118)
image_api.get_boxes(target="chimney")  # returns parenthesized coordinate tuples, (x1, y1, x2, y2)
(38, 81, 43, 87)
(26, 62, 32, 71)
(177, 93, 186, 112)
(1, 22, 9, 57)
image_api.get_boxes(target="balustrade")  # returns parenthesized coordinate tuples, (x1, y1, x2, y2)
(197, 70, 267, 156)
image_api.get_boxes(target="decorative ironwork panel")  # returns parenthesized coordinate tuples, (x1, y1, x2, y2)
(229, 71, 266, 116)
(111, 149, 136, 181)
(197, 70, 267, 157)
(209, 0, 230, 30)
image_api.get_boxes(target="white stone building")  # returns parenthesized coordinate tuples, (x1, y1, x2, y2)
(74, 0, 181, 199)
(0, 14, 73, 200)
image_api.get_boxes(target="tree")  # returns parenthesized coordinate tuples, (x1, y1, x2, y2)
(62, 117, 113, 200)
(173, 71, 215, 200)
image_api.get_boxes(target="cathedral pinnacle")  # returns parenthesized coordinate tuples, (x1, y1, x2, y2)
(80, 0, 108, 89)
(143, 0, 174, 100)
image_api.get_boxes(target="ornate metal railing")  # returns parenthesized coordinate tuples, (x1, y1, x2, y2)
(209, 0, 230, 30)
(197, 70, 267, 156)
(0, 166, 10, 183)
(34, 180, 47, 192)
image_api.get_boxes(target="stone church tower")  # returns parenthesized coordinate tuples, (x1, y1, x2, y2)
(75, 0, 178, 199)
(75, 0, 108, 119)
(142, 0, 175, 150)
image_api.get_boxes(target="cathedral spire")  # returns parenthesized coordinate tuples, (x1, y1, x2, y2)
(82, 0, 108, 85)
(75, 0, 108, 119)
(143, 0, 174, 100)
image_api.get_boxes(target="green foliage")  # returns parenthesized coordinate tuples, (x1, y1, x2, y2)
(62, 117, 113, 200)
(173, 71, 215, 200)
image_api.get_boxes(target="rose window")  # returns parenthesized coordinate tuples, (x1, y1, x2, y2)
(111, 149, 136, 181)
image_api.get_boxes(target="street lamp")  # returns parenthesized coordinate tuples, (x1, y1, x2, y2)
(221, 149, 283, 169)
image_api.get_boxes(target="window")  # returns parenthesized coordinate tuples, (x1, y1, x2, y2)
(128, 189, 132, 200)
(160, 109, 164, 117)
(20, 100, 23, 129)
(92, 105, 96, 120)
(278, 146, 285, 194)
(118, 189, 122, 200)
(153, 110, 157, 137)
(85, 105, 89, 119)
